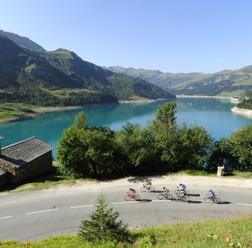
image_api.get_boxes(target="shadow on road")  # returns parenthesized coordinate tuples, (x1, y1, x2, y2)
(188, 200, 202, 204)
(136, 199, 152, 202)
(218, 201, 231, 205)
(150, 190, 161, 193)
(188, 193, 200, 197)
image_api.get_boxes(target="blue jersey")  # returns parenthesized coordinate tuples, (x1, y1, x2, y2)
(209, 190, 216, 197)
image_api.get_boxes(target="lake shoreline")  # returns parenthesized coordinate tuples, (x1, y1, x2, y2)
(176, 95, 232, 99)
(0, 98, 170, 124)
(231, 106, 252, 118)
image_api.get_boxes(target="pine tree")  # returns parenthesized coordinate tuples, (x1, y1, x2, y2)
(78, 193, 131, 243)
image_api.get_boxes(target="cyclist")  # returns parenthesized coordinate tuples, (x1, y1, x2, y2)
(143, 179, 152, 191)
(162, 186, 169, 196)
(128, 188, 136, 198)
(178, 183, 187, 196)
(208, 189, 216, 198)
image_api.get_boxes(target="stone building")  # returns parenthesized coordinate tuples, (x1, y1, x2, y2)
(0, 136, 54, 185)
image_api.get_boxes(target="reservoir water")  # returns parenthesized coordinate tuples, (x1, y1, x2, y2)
(0, 97, 251, 160)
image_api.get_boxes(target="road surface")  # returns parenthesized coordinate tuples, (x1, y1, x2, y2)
(0, 178, 251, 241)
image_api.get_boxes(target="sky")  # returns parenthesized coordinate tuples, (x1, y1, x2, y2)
(1, 0, 252, 73)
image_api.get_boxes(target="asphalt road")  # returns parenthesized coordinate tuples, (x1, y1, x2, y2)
(0, 182, 251, 241)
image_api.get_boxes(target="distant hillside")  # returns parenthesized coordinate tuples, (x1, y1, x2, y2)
(0, 29, 45, 51)
(106, 66, 252, 97)
(0, 34, 174, 107)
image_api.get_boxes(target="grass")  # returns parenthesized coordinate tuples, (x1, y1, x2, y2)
(226, 170, 252, 179)
(0, 215, 251, 247)
(0, 165, 95, 194)
(0, 103, 39, 120)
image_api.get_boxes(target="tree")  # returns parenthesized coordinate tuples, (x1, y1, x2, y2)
(57, 112, 122, 178)
(73, 111, 88, 129)
(115, 122, 160, 174)
(57, 126, 87, 177)
(207, 138, 238, 172)
(78, 193, 131, 243)
(230, 125, 252, 169)
(172, 124, 213, 170)
(154, 101, 177, 130)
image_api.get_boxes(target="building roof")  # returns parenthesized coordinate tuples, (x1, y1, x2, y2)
(0, 137, 54, 167)
(0, 167, 8, 176)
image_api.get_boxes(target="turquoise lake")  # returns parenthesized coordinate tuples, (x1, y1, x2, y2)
(1, 97, 251, 160)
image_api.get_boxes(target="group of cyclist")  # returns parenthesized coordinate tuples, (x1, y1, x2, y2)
(127, 181, 216, 199)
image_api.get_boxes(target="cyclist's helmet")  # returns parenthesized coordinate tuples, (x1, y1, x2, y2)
(179, 183, 182, 186)
(209, 189, 211, 192)
(163, 187, 165, 189)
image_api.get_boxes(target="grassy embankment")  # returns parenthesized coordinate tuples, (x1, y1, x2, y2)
(1, 215, 251, 248)
(0, 103, 40, 122)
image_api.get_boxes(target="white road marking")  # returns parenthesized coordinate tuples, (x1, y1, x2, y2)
(236, 203, 252, 207)
(112, 201, 140, 205)
(0, 215, 12, 220)
(70, 204, 94, 209)
(152, 200, 171, 202)
(26, 209, 59, 215)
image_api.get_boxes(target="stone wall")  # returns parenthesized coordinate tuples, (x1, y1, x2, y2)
(11, 152, 54, 183)
(0, 151, 54, 184)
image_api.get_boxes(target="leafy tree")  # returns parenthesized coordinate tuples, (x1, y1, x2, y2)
(150, 102, 213, 171)
(78, 193, 131, 243)
(230, 125, 252, 169)
(154, 101, 177, 130)
(207, 138, 238, 172)
(155, 124, 213, 171)
(115, 123, 160, 174)
(175, 124, 213, 169)
(73, 111, 88, 129)
(57, 125, 95, 178)
(57, 111, 123, 178)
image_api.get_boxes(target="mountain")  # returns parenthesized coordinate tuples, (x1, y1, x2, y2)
(0, 29, 45, 51)
(0, 34, 174, 107)
(105, 66, 252, 97)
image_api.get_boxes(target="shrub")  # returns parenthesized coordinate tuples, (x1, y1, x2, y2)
(78, 193, 132, 244)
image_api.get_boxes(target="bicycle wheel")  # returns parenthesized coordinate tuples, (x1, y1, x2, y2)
(141, 186, 147, 192)
(133, 194, 140, 200)
(214, 197, 221, 204)
(182, 195, 190, 202)
(149, 186, 155, 191)
(157, 194, 164, 200)
(165, 194, 173, 200)
(204, 197, 211, 203)
(124, 195, 131, 201)
(174, 190, 180, 196)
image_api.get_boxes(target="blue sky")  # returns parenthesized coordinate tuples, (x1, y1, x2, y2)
(1, 0, 252, 73)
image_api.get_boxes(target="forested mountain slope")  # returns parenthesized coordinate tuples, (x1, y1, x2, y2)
(0, 29, 45, 51)
(106, 66, 252, 97)
(0, 34, 174, 107)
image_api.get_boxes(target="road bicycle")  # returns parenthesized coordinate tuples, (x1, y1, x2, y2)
(141, 184, 155, 192)
(124, 193, 140, 201)
(204, 195, 221, 204)
(175, 193, 190, 203)
(157, 192, 173, 200)
(174, 188, 190, 196)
